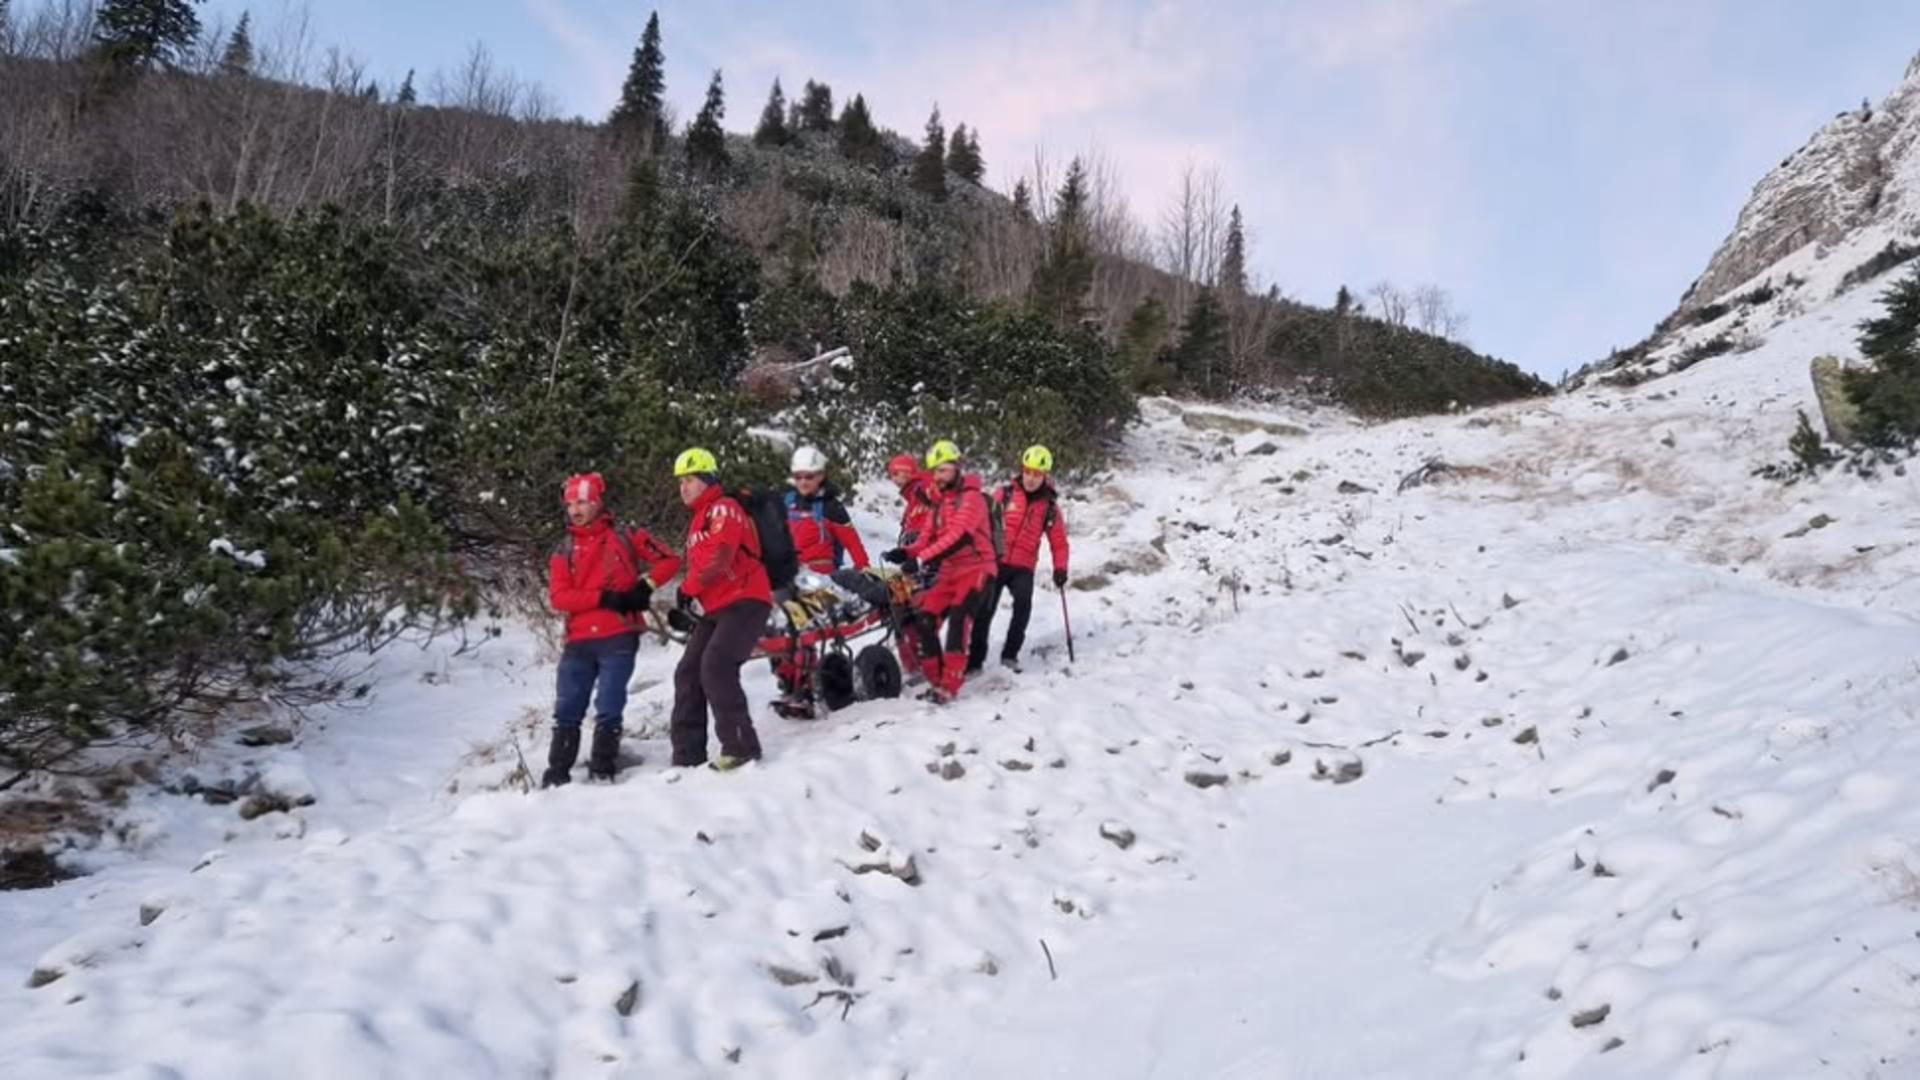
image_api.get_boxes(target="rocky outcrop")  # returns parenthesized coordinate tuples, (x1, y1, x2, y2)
(1672, 51, 1920, 323)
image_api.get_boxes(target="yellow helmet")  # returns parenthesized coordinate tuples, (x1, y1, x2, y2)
(925, 439, 963, 469)
(1021, 444, 1054, 473)
(674, 447, 718, 477)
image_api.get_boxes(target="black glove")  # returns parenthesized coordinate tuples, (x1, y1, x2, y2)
(666, 607, 696, 634)
(883, 549, 919, 573)
(1053, 568, 1068, 588)
(599, 588, 632, 614)
(624, 581, 654, 611)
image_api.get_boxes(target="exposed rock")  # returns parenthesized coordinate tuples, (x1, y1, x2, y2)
(138, 903, 166, 927)
(1784, 513, 1837, 539)
(1000, 759, 1034, 772)
(1184, 771, 1230, 789)
(1606, 648, 1631, 667)
(1268, 747, 1293, 767)
(1180, 409, 1307, 439)
(1, 849, 75, 892)
(1813, 357, 1865, 445)
(1570, 1003, 1612, 1029)
(615, 979, 642, 1016)
(1312, 755, 1364, 784)
(768, 965, 817, 987)
(1336, 480, 1375, 495)
(1513, 726, 1539, 746)
(26, 967, 63, 990)
(1647, 768, 1677, 792)
(237, 724, 295, 748)
(1099, 823, 1137, 850)
(1069, 573, 1113, 593)
(1101, 544, 1169, 577)
(938, 759, 966, 781)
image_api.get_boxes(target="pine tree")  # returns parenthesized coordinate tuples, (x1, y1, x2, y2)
(1843, 266, 1920, 446)
(94, 0, 204, 70)
(1119, 296, 1172, 391)
(396, 69, 417, 107)
(610, 12, 668, 150)
(685, 69, 730, 176)
(1171, 287, 1230, 396)
(912, 106, 947, 199)
(947, 123, 984, 184)
(218, 11, 252, 76)
(1029, 158, 1095, 329)
(1219, 205, 1248, 296)
(1012, 178, 1032, 218)
(1335, 285, 1353, 316)
(797, 80, 833, 132)
(361, 81, 380, 103)
(753, 78, 790, 148)
(837, 93, 885, 168)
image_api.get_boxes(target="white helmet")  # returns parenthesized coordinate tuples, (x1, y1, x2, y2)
(790, 445, 829, 473)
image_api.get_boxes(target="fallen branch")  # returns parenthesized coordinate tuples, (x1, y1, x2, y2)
(1039, 938, 1058, 981)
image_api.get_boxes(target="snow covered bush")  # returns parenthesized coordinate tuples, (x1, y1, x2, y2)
(0, 206, 474, 780)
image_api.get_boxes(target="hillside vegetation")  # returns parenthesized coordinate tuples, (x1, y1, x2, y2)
(0, 1, 1545, 782)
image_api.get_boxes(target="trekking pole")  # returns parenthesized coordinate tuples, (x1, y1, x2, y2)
(1058, 585, 1076, 664)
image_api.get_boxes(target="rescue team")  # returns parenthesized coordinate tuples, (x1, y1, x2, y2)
(541, 442, 1071, 784)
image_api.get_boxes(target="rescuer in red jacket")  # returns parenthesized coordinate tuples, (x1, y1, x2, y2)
(668, 448, 774, 771)
(969, 445, 1071, 674)
(882, 440, 996, 703)
(544, 472, 681, 787)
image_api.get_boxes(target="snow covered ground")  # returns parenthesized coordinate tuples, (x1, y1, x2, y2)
(4, 286, 1920, 1078)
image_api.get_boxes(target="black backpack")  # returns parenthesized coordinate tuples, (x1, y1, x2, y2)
(732, 487, 802, 592)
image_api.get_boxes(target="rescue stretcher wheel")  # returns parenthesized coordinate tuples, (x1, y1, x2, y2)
(854, 644, 903, 701)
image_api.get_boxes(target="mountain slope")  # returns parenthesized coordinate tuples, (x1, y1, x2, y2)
(1575, 51, 1920, 388)
(5, 286, 1919, 1075)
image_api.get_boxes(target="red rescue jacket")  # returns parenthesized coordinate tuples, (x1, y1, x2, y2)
(548, 516, 682, 643)
(784, 482, 871, 575)
(898, 473, 936, 548)
(909, 473, 995, 580)
(684, 484, 774, 613)
(995, 481, 1070, 574)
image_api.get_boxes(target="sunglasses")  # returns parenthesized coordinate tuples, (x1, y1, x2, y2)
(792, 471, 824, 481)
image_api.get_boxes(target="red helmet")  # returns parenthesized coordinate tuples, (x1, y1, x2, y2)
(887, 454, 919, 475)
(563, 473, 606, 503)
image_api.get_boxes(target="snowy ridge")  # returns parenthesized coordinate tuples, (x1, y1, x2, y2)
(1681, 53, 1920, 316)
(1577, 51, 1920, 387)
(4, 290, 1920, 1076)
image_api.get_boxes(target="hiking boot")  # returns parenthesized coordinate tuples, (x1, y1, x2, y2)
(710, 752, 760, 772)
(1000, 654, 1023, 674)
(541, 726, 581, 789)
(587, 726, 621, 781)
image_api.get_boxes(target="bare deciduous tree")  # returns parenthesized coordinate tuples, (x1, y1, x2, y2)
(1157, 163, 1227, 325)
(1368, 280, 1411, 327)
(1412, 283, 1469, 342)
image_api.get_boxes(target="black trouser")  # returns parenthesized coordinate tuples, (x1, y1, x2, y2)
(670, 600, 771, 765)
(968, 567, 1035, 669)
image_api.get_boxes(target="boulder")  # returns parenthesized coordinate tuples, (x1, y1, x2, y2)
(1811, 355, 1863, 445)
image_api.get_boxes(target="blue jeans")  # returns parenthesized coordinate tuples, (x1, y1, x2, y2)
(554, 632, 640, 732)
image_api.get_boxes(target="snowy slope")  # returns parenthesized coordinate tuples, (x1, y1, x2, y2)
(4, 285, 1920, 1078)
